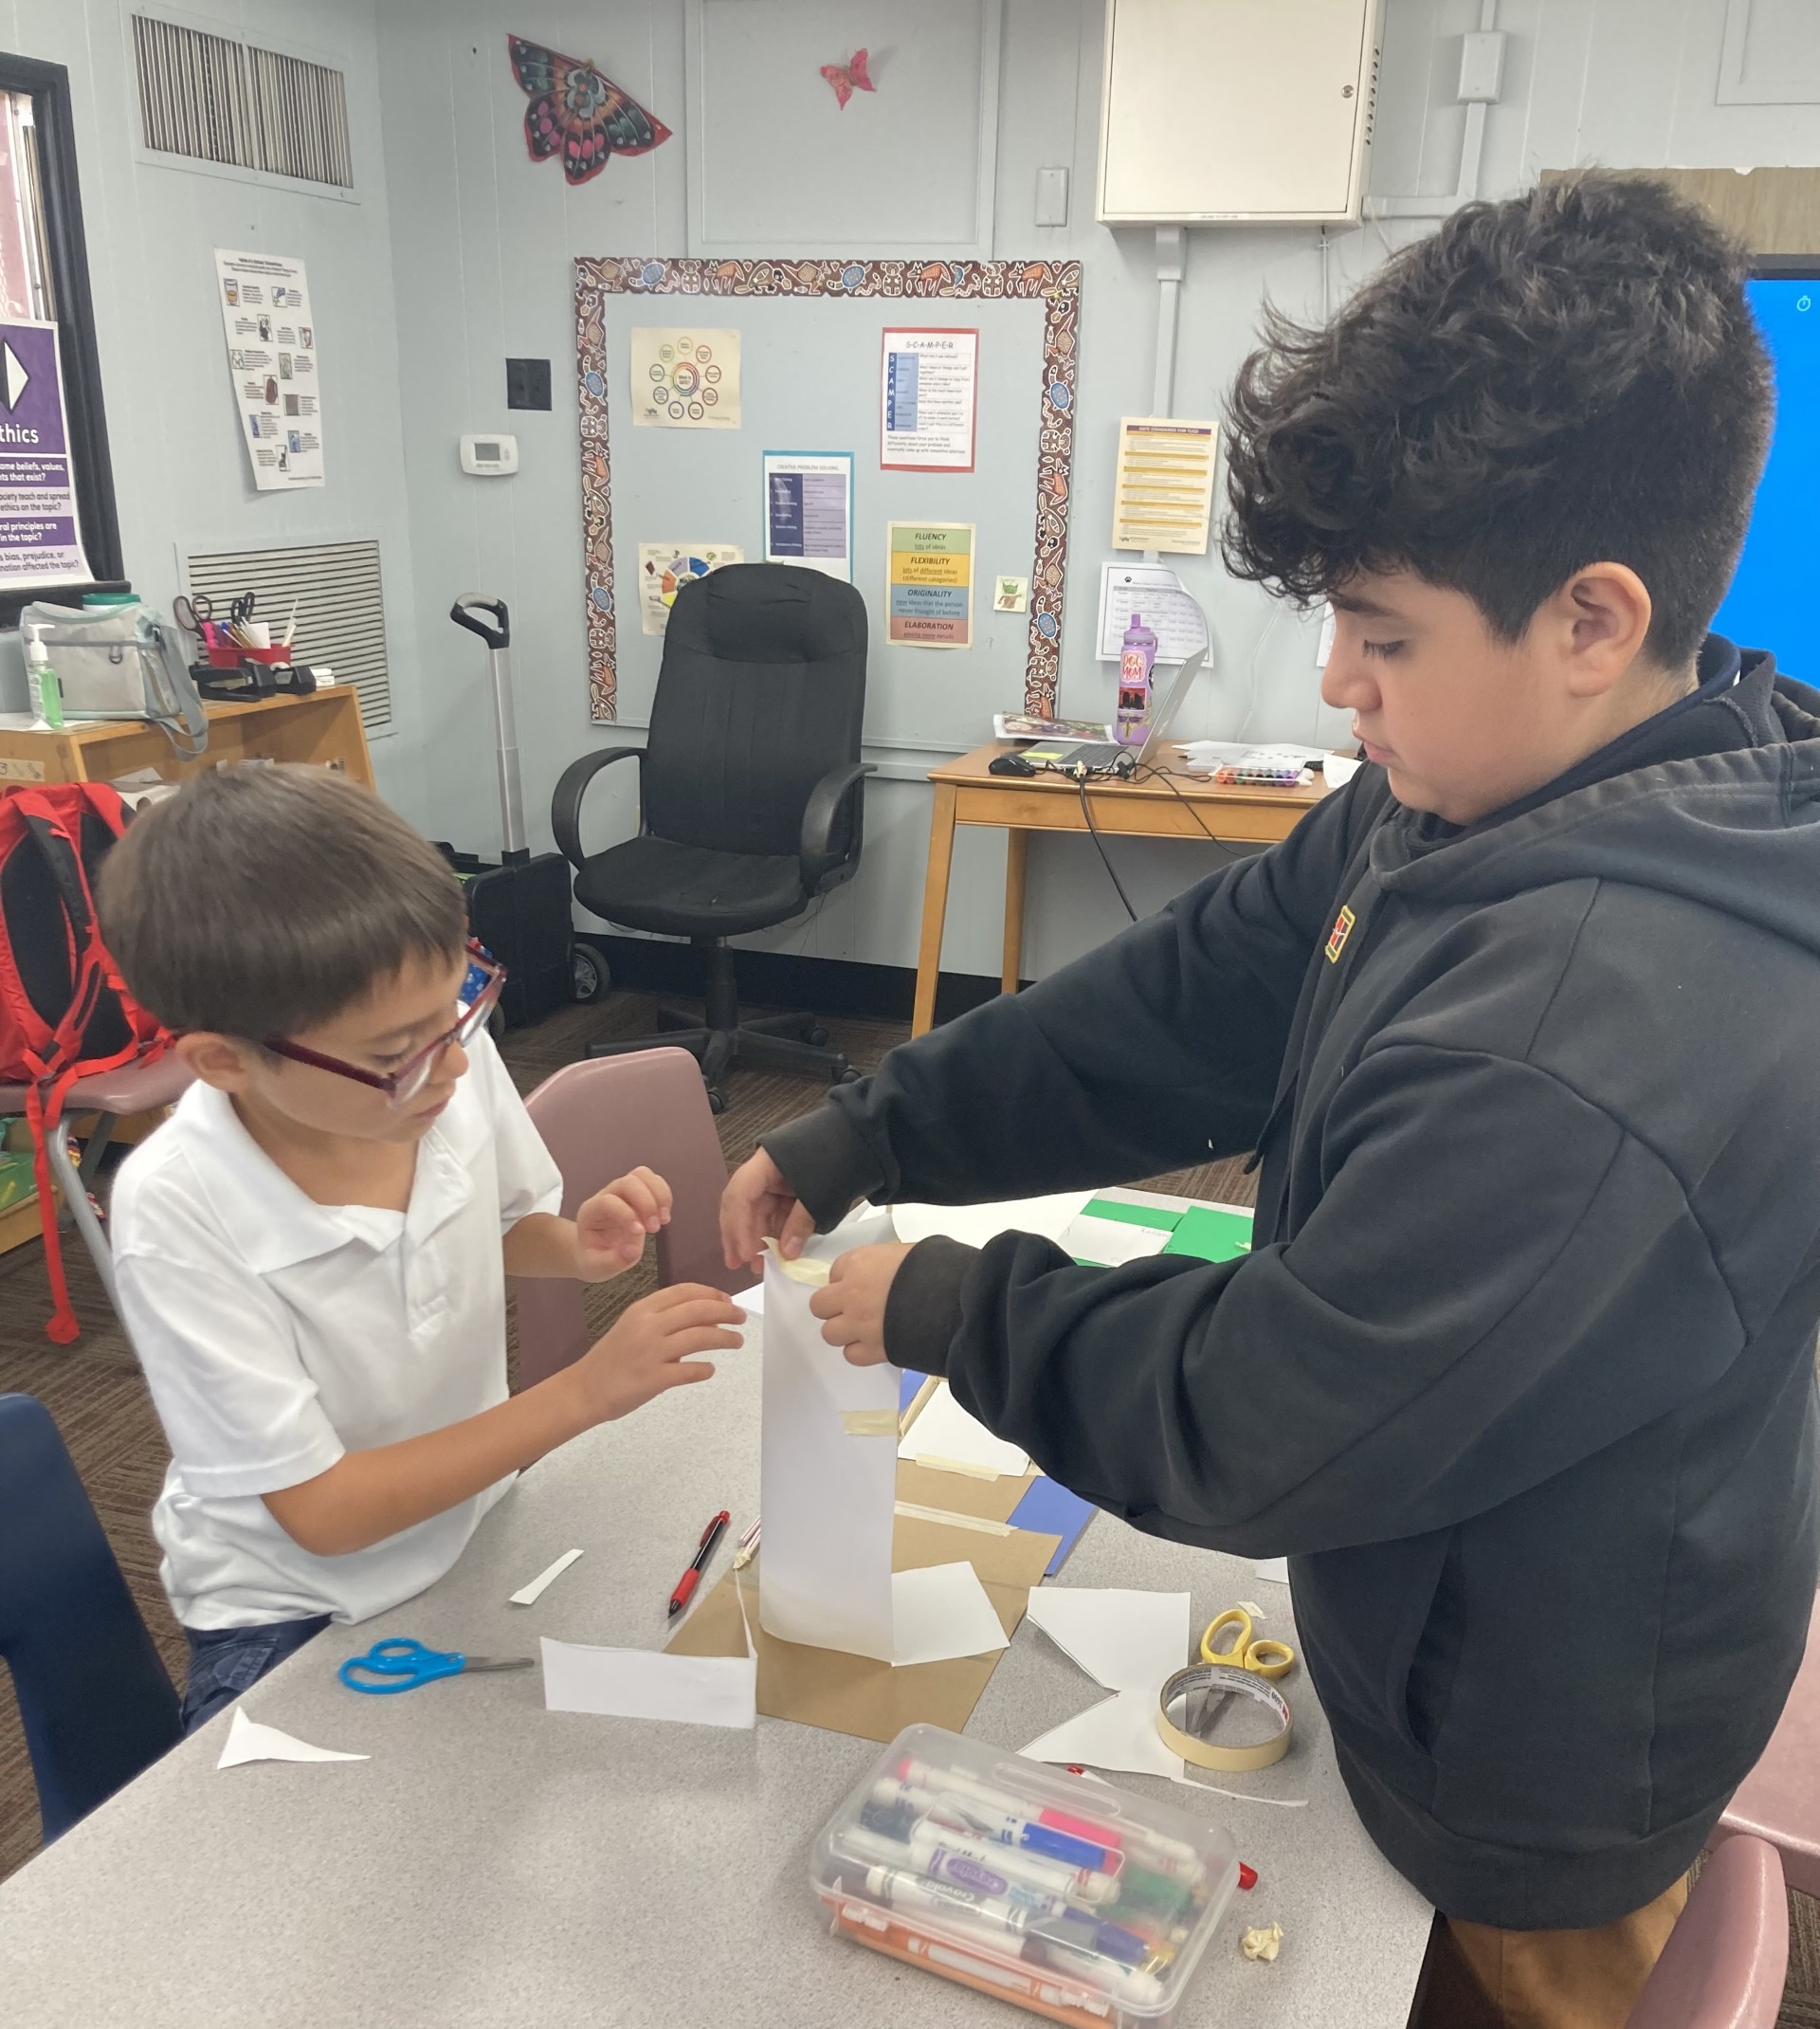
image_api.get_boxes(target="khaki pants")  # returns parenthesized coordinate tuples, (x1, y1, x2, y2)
(1414, 1878, 1688, 2029)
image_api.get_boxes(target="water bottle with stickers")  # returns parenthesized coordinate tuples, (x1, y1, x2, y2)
(1116, 612, 1156, 742)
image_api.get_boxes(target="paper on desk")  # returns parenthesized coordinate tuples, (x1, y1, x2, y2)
(1060, 1212, 1175, 1268)
(759, 1211, 901, 1661)
(892, 1562, 1011, 1667)
(733, 1278, 764, 1316)
(667, 1510, 1057, 1743)
(1176, 740, 1331, 772)
(217, 1706, 369, 1769)
(1324, 754, 1361, 788)
(509, 1546, 583, 1605)
(898, 1381, 1028, 1479)
(541, 1636, 757, 1728)
(892, 1192, 1092, 1252)
(1019, 1587, 1191, 1780)
(1253, 1558, 1290, 1583)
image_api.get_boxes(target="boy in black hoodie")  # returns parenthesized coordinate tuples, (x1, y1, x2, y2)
(722, 174, 1820, 2028)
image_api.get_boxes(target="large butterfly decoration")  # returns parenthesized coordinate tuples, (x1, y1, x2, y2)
(508, 36, 672, 185)
(821, 48, 876, 111)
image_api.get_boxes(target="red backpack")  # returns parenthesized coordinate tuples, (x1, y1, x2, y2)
(0, 784, 172, 1342)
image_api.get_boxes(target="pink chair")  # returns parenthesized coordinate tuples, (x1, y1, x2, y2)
(1626, 1835, 1787, 2029)
(1714, 1589, 1820, 1896)
(515, 1048, 749, 1387)
(0, 1055, 193, 1333)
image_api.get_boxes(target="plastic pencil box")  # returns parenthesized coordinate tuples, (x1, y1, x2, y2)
(810, 1724, 1239, 2027)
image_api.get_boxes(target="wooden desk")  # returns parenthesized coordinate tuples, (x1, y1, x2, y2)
(0, 687, 373, 790)
(914, 742, 1332, 1034)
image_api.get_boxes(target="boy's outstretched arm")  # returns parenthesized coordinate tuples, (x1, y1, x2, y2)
(838, 1043, 1743, 1556)
(724, 770, 1390, 1267)
(261, 1284, 742, 1556)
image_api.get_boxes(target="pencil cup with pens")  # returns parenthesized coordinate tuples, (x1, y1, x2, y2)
(173, 593, 322, 701)
(811, 1724, 1239, 2026)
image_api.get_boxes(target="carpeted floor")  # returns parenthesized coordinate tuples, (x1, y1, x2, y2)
(3, 988, 1817, 2023)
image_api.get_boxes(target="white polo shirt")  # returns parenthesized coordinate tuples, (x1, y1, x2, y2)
(112, 1029, 563, 1630)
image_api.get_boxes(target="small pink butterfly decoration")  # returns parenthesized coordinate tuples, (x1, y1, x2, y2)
(821, 48, 876, 111)
(508, 35, 672, 185)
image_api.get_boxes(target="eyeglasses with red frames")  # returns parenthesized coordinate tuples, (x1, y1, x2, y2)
(264, 942, 506, 1108)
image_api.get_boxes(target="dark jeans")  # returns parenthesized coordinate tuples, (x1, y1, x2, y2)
(181, 1615, 332, 1734)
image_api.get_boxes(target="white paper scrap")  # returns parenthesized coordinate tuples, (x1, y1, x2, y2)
(541, 1637, 756, 1729)
(758, 1210, 901, 1661)
(733, 1279, 764, 1316)
(893, 1192, 1092, 1252)
(1019, 1587, 1191, 1780)
(892, 1563, 1010, 1668)
(217, 1706, 368, 1769)
(509, 1547, 584, 1606)
(1059, 1213, 1174, 1268)
(897, 1381, 1028, 1479)
(1253, 1559, 1290, 1584)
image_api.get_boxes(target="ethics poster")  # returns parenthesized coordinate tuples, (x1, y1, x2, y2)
(0, 320, 89, 590)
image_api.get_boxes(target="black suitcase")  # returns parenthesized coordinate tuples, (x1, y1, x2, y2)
(443, 596, 603, 1029)
(435, 845, 575, 1029)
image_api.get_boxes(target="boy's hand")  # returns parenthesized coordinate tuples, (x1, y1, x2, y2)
(721, 1148, 819, 1269)
(810, 1243, 914, 1366)
(568, 1283, 745, 1424)
(575, 1166, 672, 1279)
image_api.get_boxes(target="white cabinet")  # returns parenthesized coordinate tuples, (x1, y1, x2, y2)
(1097, 0, 1384, 225)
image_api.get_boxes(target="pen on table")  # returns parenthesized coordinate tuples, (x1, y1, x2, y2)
(667, 1508, 730, 1618)
(731, 1516, 762, 1569)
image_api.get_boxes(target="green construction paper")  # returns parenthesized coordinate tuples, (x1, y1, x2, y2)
(1083, 1196, 1184, 1233)
(1161, 1205, 1254, 1264)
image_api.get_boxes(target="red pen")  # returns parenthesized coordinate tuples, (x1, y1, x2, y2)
(667, 1509, 730, 1618)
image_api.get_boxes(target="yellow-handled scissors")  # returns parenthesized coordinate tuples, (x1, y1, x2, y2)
(1199, 1606, 1296, 1680)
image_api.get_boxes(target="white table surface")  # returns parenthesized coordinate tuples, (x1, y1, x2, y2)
(0, 1322, 1431, 2027)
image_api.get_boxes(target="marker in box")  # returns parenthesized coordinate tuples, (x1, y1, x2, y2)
(842, 1865, 1157, 1982)
(871, 1776, 1119, 1880)
(832, 1827, 1157, 1965)
(853, 1810, 1114, 1908)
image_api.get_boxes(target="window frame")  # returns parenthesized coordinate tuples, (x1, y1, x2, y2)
(0, 52, 126, 628)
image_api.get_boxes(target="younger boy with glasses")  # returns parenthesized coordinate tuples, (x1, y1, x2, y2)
(99, 767, 744, 1731)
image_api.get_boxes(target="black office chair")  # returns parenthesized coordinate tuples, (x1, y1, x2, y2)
(553, 563, 873, 1112)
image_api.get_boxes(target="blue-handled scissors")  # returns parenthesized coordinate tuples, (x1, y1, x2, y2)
(337, 1636, 534, 1695)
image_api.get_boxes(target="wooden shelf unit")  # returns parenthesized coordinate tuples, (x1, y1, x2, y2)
(0, 686, 374, 789)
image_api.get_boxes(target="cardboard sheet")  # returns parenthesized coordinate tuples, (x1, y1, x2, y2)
(667, 1514, 1059, 1744)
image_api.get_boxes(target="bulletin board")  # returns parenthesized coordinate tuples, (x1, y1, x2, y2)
(573, 257, 1082, 725)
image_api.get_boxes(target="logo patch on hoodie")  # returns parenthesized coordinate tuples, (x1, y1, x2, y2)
(1325, 905, 1356, 963)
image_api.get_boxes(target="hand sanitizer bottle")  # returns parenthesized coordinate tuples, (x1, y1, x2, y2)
(1117, 613, 1156, 742)
(25, 636, 64, 730)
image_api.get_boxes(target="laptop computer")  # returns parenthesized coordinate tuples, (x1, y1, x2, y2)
(1019, 650, 1207, 777)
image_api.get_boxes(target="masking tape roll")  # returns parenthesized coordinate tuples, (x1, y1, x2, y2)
(767, 1242, 831, 1288)
(1156, 1664, 1293, 1772)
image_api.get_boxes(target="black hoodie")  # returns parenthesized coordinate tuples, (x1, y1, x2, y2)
(763, 640, 1820, 1928)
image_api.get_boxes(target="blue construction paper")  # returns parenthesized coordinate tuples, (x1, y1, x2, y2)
(899, 1369, 927, 1413)
(1010, 1476, 1098, 1576)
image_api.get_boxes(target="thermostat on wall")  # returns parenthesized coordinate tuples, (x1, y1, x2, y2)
(460, 432, 519, 475)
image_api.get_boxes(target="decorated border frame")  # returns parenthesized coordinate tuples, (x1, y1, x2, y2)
(574, 256, 1083, 722)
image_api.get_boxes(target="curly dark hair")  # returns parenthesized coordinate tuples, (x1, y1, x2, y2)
(1221, 172, 1774, 669)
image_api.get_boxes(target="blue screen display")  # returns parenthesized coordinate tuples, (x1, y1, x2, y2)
(1713, 276, 1820, 672)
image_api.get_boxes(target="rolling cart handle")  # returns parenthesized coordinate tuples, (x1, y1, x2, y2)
(449, 595, 510, 651)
